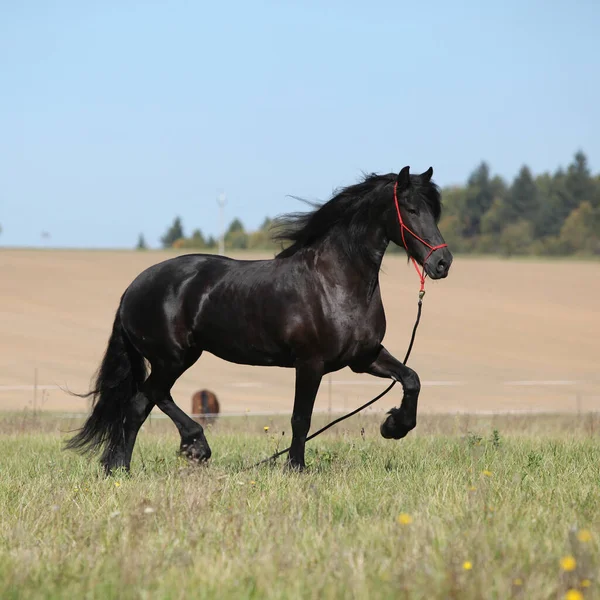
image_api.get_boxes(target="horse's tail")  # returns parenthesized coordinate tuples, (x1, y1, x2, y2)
(65, 302, 147, 465)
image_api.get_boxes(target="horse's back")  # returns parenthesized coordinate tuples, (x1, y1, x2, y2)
(119, 254, 237, 358)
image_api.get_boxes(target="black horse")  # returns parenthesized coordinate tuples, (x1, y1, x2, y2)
(67, 166, 452, 473)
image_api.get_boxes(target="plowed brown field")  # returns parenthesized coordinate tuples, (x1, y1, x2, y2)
(2, 249, 598, 415)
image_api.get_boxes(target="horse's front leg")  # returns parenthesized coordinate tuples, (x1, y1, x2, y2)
(288, 360, 323, 470)
(352, 346, 421, 440)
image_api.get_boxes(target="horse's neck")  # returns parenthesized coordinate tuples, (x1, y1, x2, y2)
(347, 221, 389, 272)
(319, 224, 389, 298)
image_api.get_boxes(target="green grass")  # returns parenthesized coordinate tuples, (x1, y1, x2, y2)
(1, 413, 599, 599)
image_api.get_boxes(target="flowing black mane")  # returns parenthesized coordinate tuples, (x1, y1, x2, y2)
(273, 172, 441, 261)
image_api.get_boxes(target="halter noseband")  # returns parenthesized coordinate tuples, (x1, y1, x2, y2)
(393, 182, 448, 293)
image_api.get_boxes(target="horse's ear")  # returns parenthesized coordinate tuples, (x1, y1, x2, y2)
(397, 166, 410, 189)
(422, 167, 433, 182)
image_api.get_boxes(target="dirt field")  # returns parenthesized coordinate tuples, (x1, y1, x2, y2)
(1, 249, 599, 415)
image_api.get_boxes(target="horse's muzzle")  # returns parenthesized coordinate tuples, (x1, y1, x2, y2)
(425, 249, 453, 279)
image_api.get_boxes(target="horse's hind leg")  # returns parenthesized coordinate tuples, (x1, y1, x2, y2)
(106, 392, 155, 472)
(98, 385, 155, 473)
(162, 393, 211, 462)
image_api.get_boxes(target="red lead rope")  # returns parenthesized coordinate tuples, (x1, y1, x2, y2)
(393, 182, 448, 293)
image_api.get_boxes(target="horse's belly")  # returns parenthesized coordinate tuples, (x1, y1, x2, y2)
(204, 340, 294, 368)
(196, 319, 294, 368)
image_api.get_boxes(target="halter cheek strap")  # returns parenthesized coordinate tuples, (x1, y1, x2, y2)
(393, 182, 448, 294)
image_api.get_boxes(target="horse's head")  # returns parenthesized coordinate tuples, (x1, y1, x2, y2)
(386, 166, 453, 280)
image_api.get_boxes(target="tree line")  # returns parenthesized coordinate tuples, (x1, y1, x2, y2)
(136, 216, 277, 252)
(143, 151, 599, 257)
(439, 151, 599, 256)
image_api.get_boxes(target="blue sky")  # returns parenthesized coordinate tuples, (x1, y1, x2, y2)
(1, 0, 598, 248)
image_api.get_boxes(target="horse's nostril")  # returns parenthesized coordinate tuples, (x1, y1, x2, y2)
(436, 260, 447, 273)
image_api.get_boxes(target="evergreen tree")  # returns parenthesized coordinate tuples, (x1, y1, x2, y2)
(161, 217, 184, 248)
(136, 233, 148, 250)
(190, 228, 206, 248)
(506, 166, 538, 223)
(534, 173, 567, 238)
(462, 162, 495, 237)
(225, 218, 248, 249)
(565, 151, 597, 210)
(227, 218, 245, 235)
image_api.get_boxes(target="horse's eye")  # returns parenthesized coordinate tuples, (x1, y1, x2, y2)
(407, 207, 419, 216)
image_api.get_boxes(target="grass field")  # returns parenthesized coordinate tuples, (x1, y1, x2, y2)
(1, 413, 599, 599)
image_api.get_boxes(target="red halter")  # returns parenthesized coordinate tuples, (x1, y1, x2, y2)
(393, 182, 448, 293)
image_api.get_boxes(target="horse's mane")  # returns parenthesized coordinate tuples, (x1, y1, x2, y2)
(273, 172, 441, 263)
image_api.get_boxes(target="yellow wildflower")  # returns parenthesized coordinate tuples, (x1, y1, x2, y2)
(565, 590, 583, 600)
(114, 481, 122, 488)
(513, 578, 523, 586)
(263, 426, 269, 432)
(397, 513, 412, 525)
(560, 556, 576, 572)
(482, 470, 492, 477)
(577, 529, 592, 543)
(581, 580, 591, 588)
(463, 561, 473, 571)
(250, 480, 256, 485)
(469, 486, 477, 492)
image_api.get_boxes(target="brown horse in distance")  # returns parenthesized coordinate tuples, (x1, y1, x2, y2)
(191, 390, 220, 427)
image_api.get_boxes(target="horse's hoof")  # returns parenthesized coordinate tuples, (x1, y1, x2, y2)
(285, 458, 306, 472)
(380, 411, 413, 440)
(102, 463, 131, 477)
(101, 452, 131, 476)
(180, 439, 212, 463)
